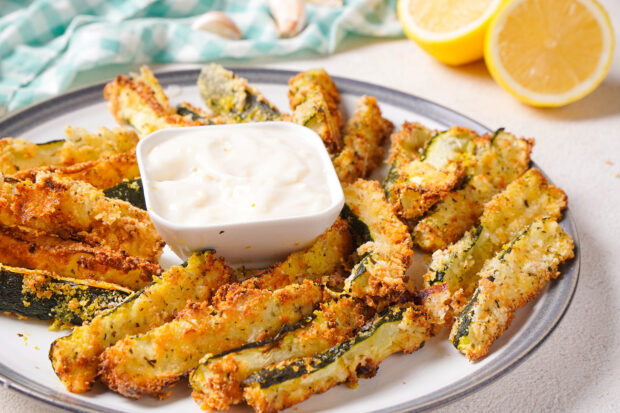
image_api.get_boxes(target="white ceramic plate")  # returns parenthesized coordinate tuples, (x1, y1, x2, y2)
(0, 69, 579, 413)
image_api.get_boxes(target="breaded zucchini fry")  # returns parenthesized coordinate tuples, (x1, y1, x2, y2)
(341, 179, 413, 305)
(422, 168, 567, 326)
(0, 224, 160, 290)
(99, 281, 326, 398)
(243, 305, 430, 413)
(0, 173, 163, 261)
(0, 138, 64, 175)
(413, 129, 533, 251)
(288, 68, 341, 114)
(332, 96, 394, 183)
(0, 127, 138, 175)
(13, 149, 139, 190)
(190, 296, 368, 410)
(247, 217, 353, 291)
(0, 264, 130, 325)
(450, 218, 574, 360)
(387, 122, 436, 166)
(289, 69, 342, 153)
(104, 66, 204, 136)
(198, 63, 282, 123)
(49, 251, 231, 393)
(384, 127, 478, 220)
(58, 126, 139, 165)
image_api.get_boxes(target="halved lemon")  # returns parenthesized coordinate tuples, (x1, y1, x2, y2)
(397, 0, 507, 65)
(485, 0, 615, 107)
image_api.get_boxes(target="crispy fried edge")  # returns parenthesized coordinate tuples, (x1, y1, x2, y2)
(0, 224, 160, 290)
(332, 96, 394, 183)
(0, 172, 163, 261)
(13, 149, 139, 190)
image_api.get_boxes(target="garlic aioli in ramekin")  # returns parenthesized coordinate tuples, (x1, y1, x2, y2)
(142, 125, 334, 226)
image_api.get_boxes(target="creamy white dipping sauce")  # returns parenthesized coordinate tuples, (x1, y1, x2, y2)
(143, 127, 333, 226)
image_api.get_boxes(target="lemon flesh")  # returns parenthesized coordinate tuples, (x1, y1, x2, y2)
(485, 0, 615, 107)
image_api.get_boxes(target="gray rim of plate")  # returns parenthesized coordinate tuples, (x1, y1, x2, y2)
(0, 68, 580, 413)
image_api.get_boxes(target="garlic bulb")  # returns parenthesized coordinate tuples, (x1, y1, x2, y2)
(268, 0, 307, 38)
(191, 11, 242, 40)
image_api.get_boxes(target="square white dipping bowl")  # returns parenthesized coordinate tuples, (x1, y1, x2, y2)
(137, 122, 344, 266)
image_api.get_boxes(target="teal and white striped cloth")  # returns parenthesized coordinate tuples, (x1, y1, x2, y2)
(0, 0, 403, 113)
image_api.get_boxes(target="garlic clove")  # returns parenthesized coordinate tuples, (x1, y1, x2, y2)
(268, 0, 307, 38)
(191, 11, 243, 40)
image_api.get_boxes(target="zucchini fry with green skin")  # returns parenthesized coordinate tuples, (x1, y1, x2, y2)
(0, 173, 163, 261)
(0, 138, 64, 175)
(104, 66, 204, 136)
(243, 305, 430, 413)
(386, 122, 436, 166)
(0, 224, 160, 290)
(59, 126, 139, 165)
(14, 149, 139, 190)
(332, 96, 394, 183)
(0, 127, 138, 175)
(176, 102, 221, 124)
(413, 129, 533, 251)
(342, 179, 413, 306)
(384, 127, 478, 221)
(103, 178, 145, 210)
(49, 251, 231, 393)
(190, 296, 368, 410)
(288, 68, 341, 115)
(98, 281, 326, 399)
(198, 63, 282, 123)
(246, 217, 353, 291)
(422, 168, 567, 327)
(289, 69, 342, 154)
(451, 218, 574, 360)
(0, 264, 130, 325)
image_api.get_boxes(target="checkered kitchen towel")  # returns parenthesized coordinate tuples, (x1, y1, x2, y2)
(0, 0, 403, 114)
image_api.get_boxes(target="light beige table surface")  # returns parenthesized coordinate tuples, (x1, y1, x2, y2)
(1, 1, 619, 411)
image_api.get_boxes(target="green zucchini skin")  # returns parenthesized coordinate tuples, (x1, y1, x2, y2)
(427, 225, 483, 286)
(176, 103, 212, 123)
(419, 131, 441, 161)
(340, 204, 372, 248)
(345, 254, 373, 286)
(382, 163, 400, 193)
(37, 139, 65, 147)
(451, 289, 479, 348)
(0, 265, 130, 325)
(339, 205, 373, 292)
(490, 127, 505, 143)
(103, 178, 145, 210)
